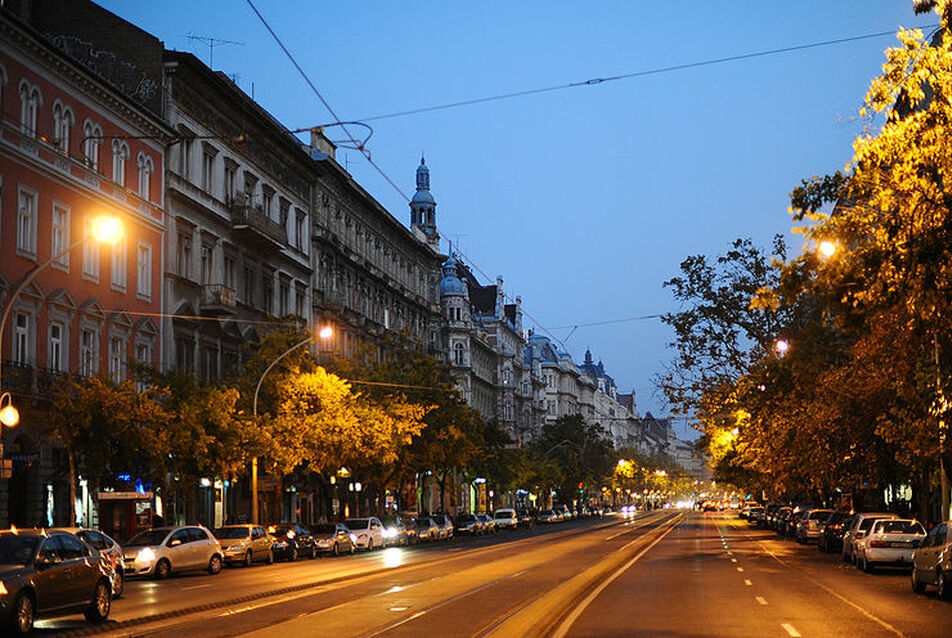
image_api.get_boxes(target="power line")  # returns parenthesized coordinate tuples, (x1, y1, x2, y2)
(356, 25, 940, 123)
(551, 314, 664, 331)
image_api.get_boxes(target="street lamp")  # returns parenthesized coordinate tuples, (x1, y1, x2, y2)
(251, 325, 333, 524)
(0, 215, 122, 463)
(818, 240, 837, 259)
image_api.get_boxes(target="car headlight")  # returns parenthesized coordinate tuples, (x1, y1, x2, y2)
(0, 582, 8, 596)
(383, 528, 397, 538)
(137, 547, 157, 564)
(350, 534, 357, 543)
(286, 530, 295, 539)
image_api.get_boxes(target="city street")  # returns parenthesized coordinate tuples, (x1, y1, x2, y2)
(31, 511, 952, 637)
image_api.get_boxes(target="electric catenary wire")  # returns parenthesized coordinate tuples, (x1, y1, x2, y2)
(356, 26, 940, 123)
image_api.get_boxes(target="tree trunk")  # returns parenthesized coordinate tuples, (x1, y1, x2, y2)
(67, 448, 77, 525)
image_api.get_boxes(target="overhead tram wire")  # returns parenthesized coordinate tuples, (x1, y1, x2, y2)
(355, 25, 940, 123)
(245, 0, 573, 354)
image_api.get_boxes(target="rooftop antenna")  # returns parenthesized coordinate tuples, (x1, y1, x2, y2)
(186, 34, 244, 69)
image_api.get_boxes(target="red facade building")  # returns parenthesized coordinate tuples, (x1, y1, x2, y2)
(0, 5, 169, 527)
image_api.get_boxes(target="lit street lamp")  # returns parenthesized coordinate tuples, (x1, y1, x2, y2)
(251, 325, 333, 524)
(0, 215, 122, 470)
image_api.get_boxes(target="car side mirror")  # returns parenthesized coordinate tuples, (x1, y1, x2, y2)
(855, 531, 866, 539)
(169, 539, 182, 547)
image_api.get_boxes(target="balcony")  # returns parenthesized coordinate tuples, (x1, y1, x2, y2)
(201, 284, 237, 315)
(229, 201, 287, 250)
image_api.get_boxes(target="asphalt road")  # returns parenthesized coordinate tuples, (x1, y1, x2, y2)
(35, 511, 952, 637)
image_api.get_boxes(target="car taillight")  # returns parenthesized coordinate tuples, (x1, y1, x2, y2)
(869, 540, 886, 548)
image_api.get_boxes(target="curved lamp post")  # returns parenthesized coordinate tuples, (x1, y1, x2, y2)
(0, 216, 122, 465)
(251, 325, 332, 525)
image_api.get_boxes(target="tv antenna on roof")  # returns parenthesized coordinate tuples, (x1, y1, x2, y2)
(186, 34, 244, 69)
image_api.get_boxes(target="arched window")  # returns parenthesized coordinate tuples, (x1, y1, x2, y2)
(111, 139, 129, 187)
(137, 152, 154, 200)
(83, 120, 102, 170)
(18, 79, 42, 137)
(52, 100, 74, 153)
(453, 342, 464, 366)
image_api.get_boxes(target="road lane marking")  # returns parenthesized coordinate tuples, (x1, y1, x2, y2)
(550, 514, 683, 638)
(755, 596, 768, 605)
(744, 579, 752, 586)
(181, 584, 212, 591)
(736, 567, 744, 572)
(782, 623, 802, 637)
(730, 558, 737, 563)
(389, 606, 409, 612)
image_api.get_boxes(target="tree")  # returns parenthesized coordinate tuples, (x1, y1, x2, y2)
(528, 415, 615, 503)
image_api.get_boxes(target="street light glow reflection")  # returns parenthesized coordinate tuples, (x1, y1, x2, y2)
(382, 547, 403, 568)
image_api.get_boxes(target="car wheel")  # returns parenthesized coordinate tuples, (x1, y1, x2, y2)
(244, 550, 254, 567)
(332, 543, 339, 557)
(290, 547, 298, 562)
(310, 545, 317, 559)
(940, 569, 952, 600)
(9, 592, 34, 635)
(861, 555, 874, 573)
(266, 549, 275, 565)
(368, 539, 374, 552)
(350, 543, 356, 555)
(208, 554, 223, 575)
(154, 558, 171, 580)
(84, 579, 111, 623)
(911, 567, 926, 594)
(114, 572, 125, 599)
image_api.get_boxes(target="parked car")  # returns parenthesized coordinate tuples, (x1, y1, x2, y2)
(555, 504, 574, 520)
(818, 512, 854, 553)
(746, 507, 764, 526)
(856, 518, 926, 572)
(773, 507, 793, 534)
(912, 521, 952, 597)
(477, 513, 497, 534)
(516, 510, 535, 529)
(214, 525, 275, 566)
(123, 525, 223, 579)
(493, 508, 519, 530)
(380, 516, 412, 547)
(267, 523, 318, 561)
(345, 517, 386, 551)
(0, 529, 113, 634)
(842, 513, 899, 563)
(455, 513, 483, 536)
(310, 523, 356, 556)
(54, 527, 125, 599)
(538, 509, 559, 524)
(412, 516, 440, 542)
(795, 509, 832, 544)
(431, 513, 455, 540)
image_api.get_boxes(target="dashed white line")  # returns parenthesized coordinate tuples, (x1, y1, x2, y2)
(781, 623, 802, 637)
(744, 579, 752, 586)
(736, 567, 744, 572)
(755, 596, 768, 605)
(730, 558, 737, 563)
(181, 584, 212, 591)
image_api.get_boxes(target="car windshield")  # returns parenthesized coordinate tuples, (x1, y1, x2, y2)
(214, 527, 250, 539)
(809, 511, 830, 520)
(311, 525, 337, 534)
(345, 519, 370, 529)
(127, 529, 170, 546)
(495, 511, 514, 517)
(381, 518, 400, 527)
(459, 515, 477, 522)
(875, 520, 925, 535)
(0, 535, 40, 565)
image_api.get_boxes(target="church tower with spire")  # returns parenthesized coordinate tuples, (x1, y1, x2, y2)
(410, 156, 440, 251)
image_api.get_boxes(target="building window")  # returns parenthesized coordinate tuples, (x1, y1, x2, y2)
(454, 342, 464, 366)
(178, 233, 192, 278)
(111, 140, 129, 187)
(111, 239, 127, 291)
(17, 186, 37, 258)
(547, 400, 556, 415)
(136, 242, 152, 300)
(137, 153, 154, 200)
(13, 312, 30, 365)
(262, 188, 274, 219)
(295, 211, 306, 251)
(80, 328, 97, 376)
(51, 202, 70, 270)
(82, 218, 100, 280)
(135, 342, 152, 390)
(223, 254, 236, 290)
(242, 265, 255, 304)
(109, 336, 125, 382)
(295, 285, 306, 318)
(262, 272, 273, 314)
(180, 136, 192, 179)
(52, 101, 73, 153)
(279, 281, 289, 316)
(201, 148, 215, 191)
(200, 244, 212, 285)
(223, 161, 236, 202)
(48, 322, 64, 372)
(18, 80, 41, 137)
(82, 121, 102, 170)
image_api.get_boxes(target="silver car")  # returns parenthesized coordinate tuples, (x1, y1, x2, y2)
(53, 527, 125, 599)
(214, 525, 275, 566)
(123, 525, 223, 579)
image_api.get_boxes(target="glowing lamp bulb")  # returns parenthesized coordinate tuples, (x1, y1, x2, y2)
(818, 240, 836, 259)
(91, 216, 123, 244)
(775, 339, 789, 354)
(0, 404, 19, 427)
(319, 326, 333, 340)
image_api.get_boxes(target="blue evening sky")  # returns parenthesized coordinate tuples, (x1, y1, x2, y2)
(97, 1, 936, 436)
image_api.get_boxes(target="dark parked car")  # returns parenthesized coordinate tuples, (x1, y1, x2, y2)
(773, 507, 793, 533)
(818, 512, 854, 553)
(516, 510, 535, 529)
(267, 523, 317, 561)
(413, 517, 440, 542)
(430, 513, 454, 540)
(0, 529, 113, 634)
(455, 513, 483, 536)
(310, 523, 356, 556)
(746, 507, 764, 526)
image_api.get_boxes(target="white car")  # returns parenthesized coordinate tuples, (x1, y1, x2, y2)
(857, 518, 926, 572)
(843, 512, 898, 563)
(123, 525, 223, 579)
(344, 517, 385, 551)
(493, 508, 518, 530)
